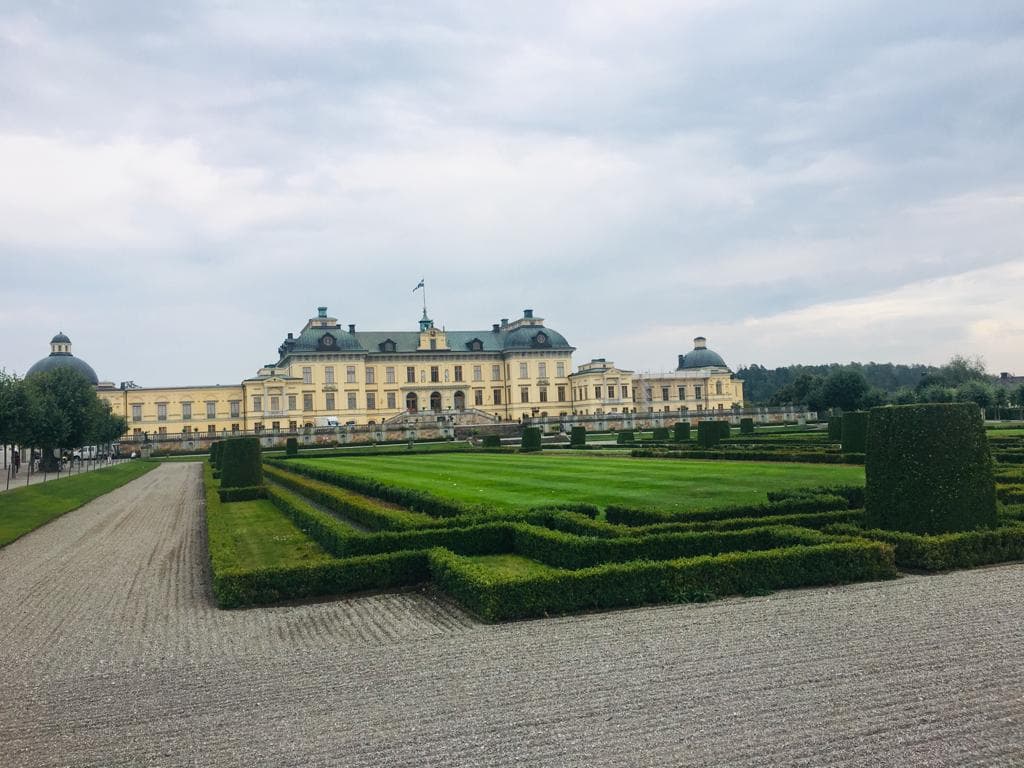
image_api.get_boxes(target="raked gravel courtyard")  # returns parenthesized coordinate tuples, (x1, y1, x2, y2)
(1, 463, 1022, 767)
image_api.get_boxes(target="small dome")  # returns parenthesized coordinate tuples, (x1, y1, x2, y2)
(51, 331, 71, 344)
(676, 336, 728, 370)
(501, 325, 572, 350)
(26, 355, 99, 385)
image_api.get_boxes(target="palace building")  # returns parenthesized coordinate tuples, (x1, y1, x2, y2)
(28, 308, 745, 439)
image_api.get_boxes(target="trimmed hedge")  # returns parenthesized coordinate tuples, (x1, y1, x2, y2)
(740, 417, 754, 435)
(616, 430, 636, 445)
(570, 426, 587, 447)
(673, 422, 691, 442)
(209, 441, 221, 467)
(828, 416, 843, 440)
(865, 403, 997, 534)
(606, 494, 849, 526)
(285, 437, 298, 457)
(430, 539, 897, 622)
(766, 484, 865, 508)
(697, 421, 722, 448)
(840, 411, 868, 453)
(219, 438, 263, 488)
(997, 484, 1024, 504)
(217, 485, 267, 503)
(652, 427, 670, 441)
(631, 448, 865, 465)
(825, 522, 1024, 571)
(521, 427, 542, 452)
(481, 434, 502, 448)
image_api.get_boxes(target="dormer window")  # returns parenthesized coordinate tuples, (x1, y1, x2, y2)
(532, 332, 549, 347)
(466, 338, 484, 352)
(319, 333, 336, 350)
(379, 339, 397, 353)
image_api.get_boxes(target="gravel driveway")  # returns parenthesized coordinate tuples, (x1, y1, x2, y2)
(1, 463, 1022, 767)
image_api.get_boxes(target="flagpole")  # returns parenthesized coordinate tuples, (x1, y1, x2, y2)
(422, 280, 427, 316)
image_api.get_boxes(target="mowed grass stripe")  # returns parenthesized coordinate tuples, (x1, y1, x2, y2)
(290, 454, 864, 512)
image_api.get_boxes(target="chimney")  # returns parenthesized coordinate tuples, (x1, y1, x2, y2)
(1001, 372, 1010, 380)
(501, 318, 509, 328)
(693, 336, 707, 349)
(287, 332, 293, 340)
(523, 309, 533, 318)
(317, 306, 328, 318)
(678, 354, 686, 368)
(348, 324, 356, 334)
(492, 323, 500, 333)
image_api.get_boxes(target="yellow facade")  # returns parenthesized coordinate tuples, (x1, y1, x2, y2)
(631, 337, 744, 414)
(568, 359, 635, 415)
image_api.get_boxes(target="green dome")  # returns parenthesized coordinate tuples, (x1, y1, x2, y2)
(27, 353, 99, 385)
(676, 337, 728, 370)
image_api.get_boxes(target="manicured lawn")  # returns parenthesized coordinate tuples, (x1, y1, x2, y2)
(464, 554, 560, 578)
(289, 453, 864, 512)
(203, 467, 332, 571)
(0, 461, 159, 547)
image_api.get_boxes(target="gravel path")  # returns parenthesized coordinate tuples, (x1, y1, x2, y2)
(1, 463, 1022, 767)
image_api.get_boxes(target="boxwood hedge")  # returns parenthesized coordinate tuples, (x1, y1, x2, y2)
(673, 422, 691, 442)
(840, 411, 868, 453)
(521, 427, 542, 452)
(219, 438, 262, 489)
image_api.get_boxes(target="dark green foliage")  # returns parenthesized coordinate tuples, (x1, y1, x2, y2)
(219, 438, 263, 488)
(652, 427, 670, 441)
(570, 426, 587, 447)
(828, 417, 843, 440)
(840, 411, 868, 453)
(740, 417, 754, 435)
(285, 437, 298, 457)
(697, 421, 722, 448)
(830, 523, 1024, 571)
(606, 494, 849, 526)
(616, 430, 635, 445)
(209, 441, 220, 465)
(766, 484, 865, 508)
(521, 427, 542, 452)
(865, 403, 997, 534)
(997, 484, 1024, 504)
(631, 448, 864, 465)
(212, 469, 221, 479)
(673, 422, 691, 442)
(217, 485, 267, 503)
(717, 421, 732, 440)
(430, 540, 896, 622)
(481, 434, 502, 448)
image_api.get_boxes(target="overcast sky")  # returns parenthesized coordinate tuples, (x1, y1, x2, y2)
(2, 1, 1022, 385)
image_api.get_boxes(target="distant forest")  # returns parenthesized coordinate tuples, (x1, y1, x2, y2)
(735, 356, 1024, 412)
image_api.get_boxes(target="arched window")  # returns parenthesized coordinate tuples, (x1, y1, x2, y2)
(406, 392, 418, 412)
(430, 392, 442, 412)
(715, 380, 723, 395)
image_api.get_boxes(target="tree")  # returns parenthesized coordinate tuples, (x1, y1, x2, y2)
(940, 354, 988, 386)
(954, 380, 995, 409)
(22, 367, 104, 470)
(818, 369, 870, 411)
(0, 370, 31, 451)
(1014, 384, 1024, 407)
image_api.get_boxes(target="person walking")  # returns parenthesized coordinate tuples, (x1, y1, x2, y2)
(11, 448, 19, 476)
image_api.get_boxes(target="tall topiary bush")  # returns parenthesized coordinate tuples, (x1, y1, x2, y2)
(219, 438, 263, 488)
(570, 426, 586, 447)
(285, 437, 298, 457)
(740, 417, 754, 435)
(521, 427, 542, 452)
(209, 441, 220, 467)
(673, 422, 690, 442)
(841, 411, 868, 453)
(717, 421, 732, 440)
(864, 403, 996, 534)
(828, 416, 843, 440)
(652, 427, 670, 441)
(697, 421, 721, 448)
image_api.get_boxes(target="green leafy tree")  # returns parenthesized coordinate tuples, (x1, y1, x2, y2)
(1014, 384, 1024, 407)
(0, 370, 31, 451)
(919, 384, 955, 403)
(954, 380, 995, 409)
(23, 368, 104, 469)
(818, 369, 870, 411)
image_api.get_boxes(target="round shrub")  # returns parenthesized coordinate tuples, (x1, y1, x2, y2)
(521, 427, 542, 452)
(840, 411, 868, 453)
(570, 426, 586, 447)
(219, 437, 263, 489)
(285, 437, 299, 457)
(673, 422, 691, 442)
(864, 403, 996, 534)
(740, 417, 754, 435)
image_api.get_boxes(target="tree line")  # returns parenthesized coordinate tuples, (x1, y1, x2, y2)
(0, 367, 127, 470)
(736, 355, 1024, 412)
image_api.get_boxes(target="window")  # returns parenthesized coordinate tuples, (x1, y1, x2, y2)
(718, 403, 724, 411)
(269, 396, 279, 412)
(230, 400, 240, 418)
(492, 364, 501, 381)
(557, 385, 566, 402)
(519, 362, 528, 379)
(232, 423, 240, 433)
(157, 403, 167, 421)
(406, 366, 416, 383)
(203, 401, 214, 418)
(716, 380, 723, 395)
(182, 425, 191, 434)
(254, 423, 264, 433)
(539, 387, 548, 402)
(131, 404, 142, 422)
(366, 367, 375, 385)
(622, 385, 629, 399)
(288, 394, 296, 411)
(474, 389, 483, 406)
(325, 393, 335, 410)
(385, 367, 395, 384)
(520, 386, 529, 403)
(347, 392, 357, 409)
(181, 402, 191, 421)
(595, 385, 602, 399)
(556, 362, 565, 378)
(454, 365, 463, 382)
(429, 338, 437, 350)
(430, 366, 440, 383)
(252, 396, 262, 412)
(289, 421, 297, 431)
(386, 391, 396, 409)
(302, 367, 312, 385)
(694, 385, 702, 400)
(582, 386, 588, 400)
(271, 421, 280, 431)
(346, 366, 356, 383)
(133, 428, 142, 436)
(678, 386, 686, 400)
(473, 365, 482, 381)
(662, 387, 670, 401)
(158, 426, 167, 435)
(493, 388, 502, 405)
(366, 392, 376, 410)
(324, 366, 335, 384)
(303, 393, 313, 411)
(538, 362, 547, 378)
